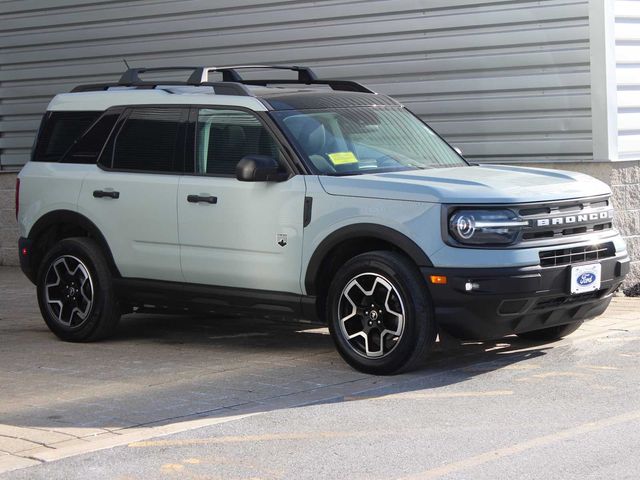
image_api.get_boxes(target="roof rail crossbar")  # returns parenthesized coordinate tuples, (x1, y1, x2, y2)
(187, 65, 372, 92)
(118, 66, 204, 85)
(71, 81, 253, 97)
(187, 65, 318, 84)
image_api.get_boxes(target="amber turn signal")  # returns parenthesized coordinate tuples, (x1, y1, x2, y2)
(429, 275, 447, 285)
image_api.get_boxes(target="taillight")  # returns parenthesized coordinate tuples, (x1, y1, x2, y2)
(15, 178, 20, 220)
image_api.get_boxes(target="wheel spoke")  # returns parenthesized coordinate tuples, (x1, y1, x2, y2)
(365, 331, 384, 358)
(383, 287, 403, 336)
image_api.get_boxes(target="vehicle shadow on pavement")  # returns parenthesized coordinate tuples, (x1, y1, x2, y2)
(1, 308, 552, 437)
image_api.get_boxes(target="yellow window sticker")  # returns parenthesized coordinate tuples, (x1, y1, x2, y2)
(328, 152, 358, 165)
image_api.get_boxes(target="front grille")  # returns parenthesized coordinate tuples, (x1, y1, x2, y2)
(539, 242, 615, 267)
(518, 196, 614, 242)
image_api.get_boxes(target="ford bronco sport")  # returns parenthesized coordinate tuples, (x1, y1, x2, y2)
(16, 65, 630, 374)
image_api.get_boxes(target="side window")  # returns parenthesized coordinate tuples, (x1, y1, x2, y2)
(33, 111, 101, 162)
(62, 111, 120, 164)
(110, 107, 185, 172)
(196, 108, 281, 175)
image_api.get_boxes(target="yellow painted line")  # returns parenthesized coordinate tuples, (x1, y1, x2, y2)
(160, 463, 184, 472)
(129, 430, 376, 448)
(344, 390, 514, 402)
(398, 408, 640, 480)
(530, 371, 591, 379)
(516, 371, 592, 382)
(579, 365, 619, 371)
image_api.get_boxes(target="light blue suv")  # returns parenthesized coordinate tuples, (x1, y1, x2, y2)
(16, 66, 629, 374)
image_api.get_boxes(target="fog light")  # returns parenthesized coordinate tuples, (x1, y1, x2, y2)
(465, 282, 480, 291)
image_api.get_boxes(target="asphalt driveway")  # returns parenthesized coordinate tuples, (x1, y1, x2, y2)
(1, 266, 639, 479)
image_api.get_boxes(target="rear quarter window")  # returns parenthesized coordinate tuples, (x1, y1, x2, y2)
(61, 111, 120, 164)
(32, 111, 102, 162)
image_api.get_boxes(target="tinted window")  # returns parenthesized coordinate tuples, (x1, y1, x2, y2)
(196, 109, 281, 175)
(62, 111, 119, 164)
(33, 111, 101, 162)
(111, 108, 184, 172)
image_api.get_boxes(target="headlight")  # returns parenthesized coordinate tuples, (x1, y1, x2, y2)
(449, 209, 529, 245)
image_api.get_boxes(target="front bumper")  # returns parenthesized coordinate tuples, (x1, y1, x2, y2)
(421, 253, 630, 340)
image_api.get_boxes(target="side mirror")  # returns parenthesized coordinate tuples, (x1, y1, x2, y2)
(236, 155, 287, 182)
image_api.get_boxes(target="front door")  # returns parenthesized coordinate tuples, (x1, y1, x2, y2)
(178, 107, 306, 293)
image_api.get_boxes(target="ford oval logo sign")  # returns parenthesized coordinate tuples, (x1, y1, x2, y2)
(577, 272, 596, 286)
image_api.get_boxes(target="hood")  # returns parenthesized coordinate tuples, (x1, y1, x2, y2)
(318, 165, 611, 204)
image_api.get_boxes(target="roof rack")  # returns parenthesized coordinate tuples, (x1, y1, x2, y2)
(71, 80, 252, 96)
(71, 65, 375, 95)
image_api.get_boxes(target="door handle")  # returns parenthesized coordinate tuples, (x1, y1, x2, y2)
(93, 190, 120, 199)
(187, 194, 217, 204)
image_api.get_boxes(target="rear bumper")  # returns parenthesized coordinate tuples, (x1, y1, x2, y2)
(421, 253, 630, 339)
(18, 237, 35, 283)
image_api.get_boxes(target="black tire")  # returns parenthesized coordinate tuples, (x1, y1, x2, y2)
(36, 237, 120, 342)
(326, 251, 436, 375)
(516, 321, 583, 342)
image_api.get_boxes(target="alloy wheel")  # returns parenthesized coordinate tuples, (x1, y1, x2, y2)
(337, 272, 405, 358)
(44, 255, 94, 328)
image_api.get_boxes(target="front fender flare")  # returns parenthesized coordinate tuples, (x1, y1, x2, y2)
(304, 223, 432, 295)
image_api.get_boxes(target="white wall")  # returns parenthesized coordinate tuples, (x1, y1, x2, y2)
(615, 0, 640, 160)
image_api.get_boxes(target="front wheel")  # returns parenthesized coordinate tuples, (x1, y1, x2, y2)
(326, 251, 436, 375)
(36, 237, 121, 342)
(516, 321, 583, 342)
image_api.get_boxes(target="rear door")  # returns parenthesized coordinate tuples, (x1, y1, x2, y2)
(178, 107, 306, 293)
(77, 106, 188, 282)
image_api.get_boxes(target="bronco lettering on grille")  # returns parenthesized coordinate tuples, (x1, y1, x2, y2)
(535, 210, 613, 227)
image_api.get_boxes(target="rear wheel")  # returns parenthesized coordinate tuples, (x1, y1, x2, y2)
(326, 251, 436, 375)
(37, 237, 120, 342)
(516, 321, 583, 342)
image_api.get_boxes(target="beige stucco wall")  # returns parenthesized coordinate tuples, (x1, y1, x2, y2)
(0, 173, 18, 267)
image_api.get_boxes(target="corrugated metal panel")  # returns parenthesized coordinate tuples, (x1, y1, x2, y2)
(0, 0, 592, 169)
(615, 0, 640, 160)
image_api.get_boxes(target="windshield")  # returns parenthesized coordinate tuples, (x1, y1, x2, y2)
(271, 106, 466, 175)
